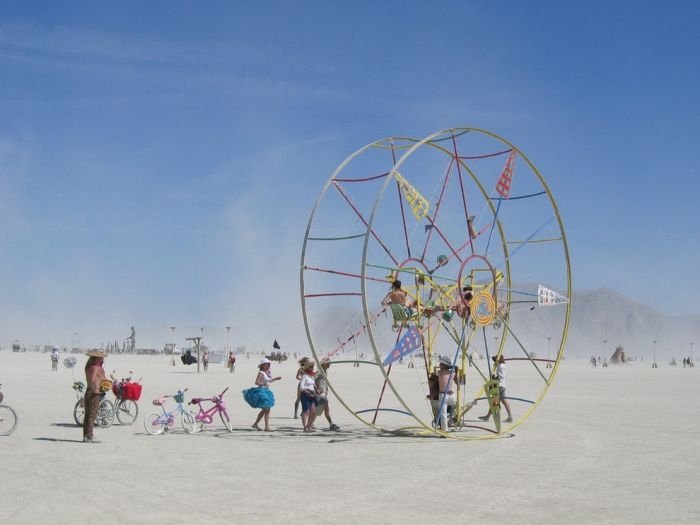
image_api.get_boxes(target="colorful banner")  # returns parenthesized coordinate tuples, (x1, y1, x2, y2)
(394, 171, 430, 220)
(537, 285, 569, 306)
(383, 325, 423, 366)
(495, 150, 516, 199)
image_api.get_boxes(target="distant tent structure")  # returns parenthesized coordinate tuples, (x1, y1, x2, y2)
(610, 345, 626, 364)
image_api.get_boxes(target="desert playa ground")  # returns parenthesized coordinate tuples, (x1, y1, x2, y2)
(0, 351, 698, 525)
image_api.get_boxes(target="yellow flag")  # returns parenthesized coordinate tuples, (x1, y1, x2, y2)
(394, 171, 429, 220)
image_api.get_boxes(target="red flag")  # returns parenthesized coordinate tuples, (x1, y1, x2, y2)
(495, 150, 516, 198)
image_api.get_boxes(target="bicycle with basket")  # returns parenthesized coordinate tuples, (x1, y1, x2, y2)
(111, 374, 142, 426)
(189, 387, 233, 432)
(144, 388, 197, 435)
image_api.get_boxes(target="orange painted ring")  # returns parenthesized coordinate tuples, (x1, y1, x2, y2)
(470, 291, 496, 326)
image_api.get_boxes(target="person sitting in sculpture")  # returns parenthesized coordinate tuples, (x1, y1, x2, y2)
(382, 280, 417, 329)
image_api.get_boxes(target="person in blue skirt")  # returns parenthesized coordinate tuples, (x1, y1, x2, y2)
(243, 358, 281, 431)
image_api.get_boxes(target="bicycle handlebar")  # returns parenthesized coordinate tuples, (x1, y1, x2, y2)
(189, 388, 229, 405)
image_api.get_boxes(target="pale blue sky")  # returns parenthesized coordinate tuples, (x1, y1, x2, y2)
(1, 1, 698, 349)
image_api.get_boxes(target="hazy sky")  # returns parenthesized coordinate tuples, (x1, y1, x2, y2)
(1, 1, 698, 350)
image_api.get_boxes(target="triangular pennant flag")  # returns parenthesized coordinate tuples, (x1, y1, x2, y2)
(394, 171, 430, 220)
(383, 326, 423, 366)
(495, 150, 517, 198)
(272, 339, 281, 349)
(537, 285, 569, 306)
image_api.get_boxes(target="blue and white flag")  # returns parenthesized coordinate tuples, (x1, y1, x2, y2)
(383, 326, 422, 366)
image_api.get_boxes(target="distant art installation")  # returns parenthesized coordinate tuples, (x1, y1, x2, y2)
(301, 128, 571, 439)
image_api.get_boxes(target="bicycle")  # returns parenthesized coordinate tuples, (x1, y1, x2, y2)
(72, 381, 115, 428)
(144, 389, 197, 435)
(111, 377, 142, 426)
(0, 384, 18, 436)
(189, 387, 233, 432)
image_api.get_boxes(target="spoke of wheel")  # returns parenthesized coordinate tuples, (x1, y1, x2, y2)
(498, 311, 549, 384)
(333, 181, 399, 266)
(421, 156, 456, 261)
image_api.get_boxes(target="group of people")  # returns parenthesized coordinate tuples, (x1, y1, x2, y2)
(241, 356, 340, 433)
(590, 355, 608, 367)
(384, 278, 514, 430)
(426, 353, 512, 431)
(381, 279, 474, 329)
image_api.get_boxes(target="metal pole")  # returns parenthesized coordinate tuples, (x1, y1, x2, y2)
(226, 326, 231, 353)
(603, 339, 607, 367)
(652, 340, 657, 368)
(691, 342, 694, 366)
(170, 326, 175, 353)
(198, 327, 203, 373)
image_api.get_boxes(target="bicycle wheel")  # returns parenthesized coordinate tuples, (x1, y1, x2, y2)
(116, 400, 139, 426)
(0, 405, 18, 435)
(73, 398, 85, 426)
(219, 411, 233, 432)
(96, 399, 115, 428)
(144, 412, 165, 435)
(181, 411, 197, 434)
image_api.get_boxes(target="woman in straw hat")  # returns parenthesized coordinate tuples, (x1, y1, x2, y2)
(242, 358, 281, 431)
(83, 350, 108, 443)
(293, 356, 310, 419)
(298, 359, 318, 432)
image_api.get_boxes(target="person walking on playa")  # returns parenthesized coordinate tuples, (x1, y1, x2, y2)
(315, 357, 340, 431)
(299, 359, 318, 432)
(436, 356, 457, 431)
(227, 351, 236, 373)
(51, 347, 60, 371)
(202, 351, 209, 373)
(294, 356, 310, 418)
(243, 358, 281, 432)
(83, 350, 108, 443)
(479, 355, 513, 423)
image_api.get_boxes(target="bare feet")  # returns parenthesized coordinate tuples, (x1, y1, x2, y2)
(264, 428, 273, 432)
(252, 424, 261, 431)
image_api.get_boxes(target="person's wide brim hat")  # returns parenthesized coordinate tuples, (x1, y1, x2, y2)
(86, 350, 107, 358)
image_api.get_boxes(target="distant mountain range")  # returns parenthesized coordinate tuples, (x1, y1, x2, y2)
(309, 287, 700, 362)
(563, 287, 699, 360)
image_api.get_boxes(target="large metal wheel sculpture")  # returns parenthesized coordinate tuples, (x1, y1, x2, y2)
(301, 128, 571, 439)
